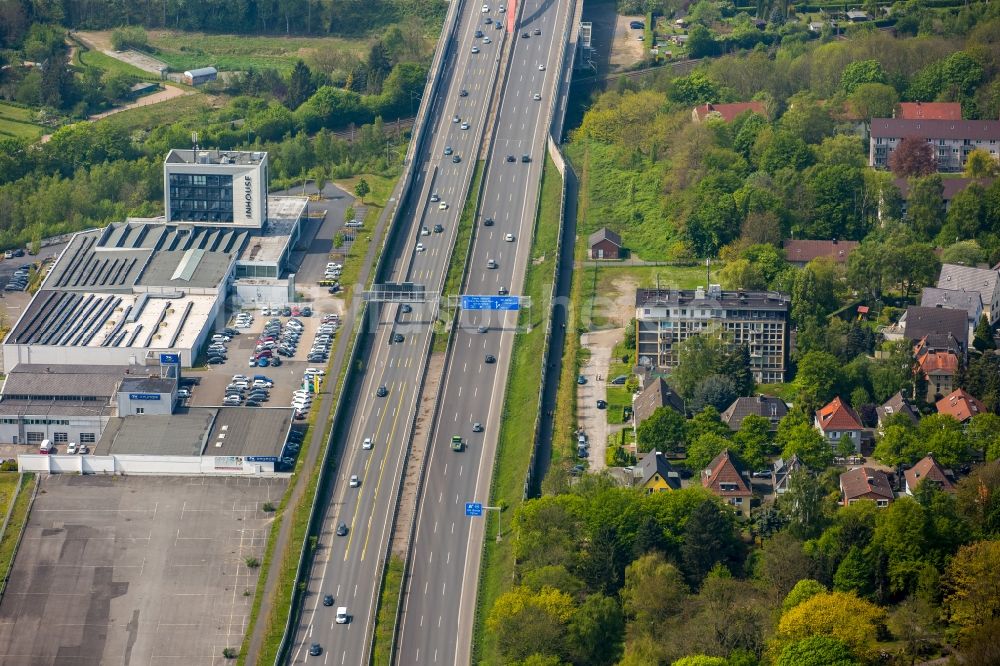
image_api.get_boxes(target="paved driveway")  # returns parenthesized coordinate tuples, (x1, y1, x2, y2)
(577, 328, 623, 472)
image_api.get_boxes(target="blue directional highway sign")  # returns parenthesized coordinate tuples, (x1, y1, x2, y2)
(461, 295, 520, 311)
(465, 502, 483, 517)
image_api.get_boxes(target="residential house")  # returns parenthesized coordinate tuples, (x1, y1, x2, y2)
(815, 396, 864, 453)
(920, 287, 982, 341)
(937, 264, 1000, 325)
(936, 388, 986, 424)
(904, 454, 956, 495)
(870, 119, 1000, 172)
(897, 102, 962, 121)
(588, 227, 623, 260)
(633, 377, 685, 432)
(901, 305, 969, 356)
(636, 450, 682, 493)
(914, 337, 960, 402)
(840, 467, 894, 506)
(782, 239, 859, 268)
(691, 101, 766, 123)
(720, 395, 787, 431)
(896, 178, 994, 215)
(876, 391, 920, 431)
(701, 449, 753, 517)
(847, 9, 870, 21)
(772, 454, 804, 494)
(635, 286, 790, 383)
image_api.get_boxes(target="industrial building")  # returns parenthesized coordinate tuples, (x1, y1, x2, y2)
(2, 149, 306, 369)
(635, 285, 790, 383)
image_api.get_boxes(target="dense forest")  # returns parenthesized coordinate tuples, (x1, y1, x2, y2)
(0, 0, 446, 37)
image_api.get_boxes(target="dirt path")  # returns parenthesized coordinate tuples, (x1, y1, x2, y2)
(610, 14, 646, 70)
(89, 84, 191, 120)
(578, 327, 624, 472)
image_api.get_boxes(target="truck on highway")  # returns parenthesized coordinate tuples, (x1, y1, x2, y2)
(451, 435, 464, 452)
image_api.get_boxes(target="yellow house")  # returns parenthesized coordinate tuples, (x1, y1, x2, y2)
(637, 450, 681, 493)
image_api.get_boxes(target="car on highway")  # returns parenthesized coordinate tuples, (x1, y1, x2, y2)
(416, 243, 426, 252)
(401, 304, 412, 313)
(522, 154, 531, 162)
(376, 385, 389, 397)
(538, 63, 545, 70)
(460, 122, 469, 130)
(522, 31, 530, 37)
(452, 155, 461, 163)
(444, 146, 453, 155)
(484, 16, 492, 24)
(433, 224, 444, 233)
(452, 115, 460, 123)
(481, 3, 489, 11)
(499, 4, 505, 11)
(483, 36, 492, 44)
(430, 192, 440, 202)
(478, 325, 488, 333)
(439, 201, 448, 210)
(323, 594, 335, 606)
(487, 258, 497, 269)
(483, 217, 494, 226)
(451, 435, 464, 451)
(485, 354, 496, 364)
(471, 45, 480, 53)
(506, 154, 515, 162)
(473, 422, 484, 432)
(336, 607, 349, 624)
(504, 233, 515, 241)
(498, 286, 508, 295)
(336, 523, 349, 536)
(309, 644, 322, 656)
(532, 92, 541, 100)
(349, 475, 360, 488)
(421, 226, 430, 236)
(393, 333, 405, 343)
(459, 88, 468, 96)
(363, 437, 373, 450)
(534, 27, 541, 34)
(475, 29, 484, 37)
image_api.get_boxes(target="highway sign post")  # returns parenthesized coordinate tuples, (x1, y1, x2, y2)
(465, 502, 503, 542)
(460, 295, 520, 311)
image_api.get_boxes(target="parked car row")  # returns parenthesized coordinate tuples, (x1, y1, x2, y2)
(249, 318, 286, 368)
(233, 311, 254, 329)
(224, 374, 274, 407)
(307, 314, 339, 364)
(206, 326, 242, 365)
(4, 264, 33, 291)
(293, 367, 326, 419)
(279, 428, 305, 470)
(262, 305, 313, 318)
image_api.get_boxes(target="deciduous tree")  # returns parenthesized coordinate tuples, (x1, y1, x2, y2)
(889, 137, 937, 178)
(636, 406, 686, 454)
(771, 591, 885, 662)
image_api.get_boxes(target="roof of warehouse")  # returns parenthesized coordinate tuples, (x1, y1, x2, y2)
(137, 248, 234, 288)
(0, 400, 115, 417)
(205, 407, 292, 457)
(120, 376, 176, 394)
(98, 408, 218, 456)
(1, 364, 130, 398)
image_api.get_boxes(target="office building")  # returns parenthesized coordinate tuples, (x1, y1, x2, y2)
(164, 149, 269, 227)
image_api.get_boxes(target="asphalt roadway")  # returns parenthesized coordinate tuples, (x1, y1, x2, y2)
(396, 0, 572, 662)
(288, 0, 507, 662)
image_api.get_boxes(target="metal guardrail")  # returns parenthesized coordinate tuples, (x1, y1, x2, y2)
(272, 0, 470, 661)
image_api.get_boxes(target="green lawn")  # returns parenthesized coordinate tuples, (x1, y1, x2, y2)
(333, 173, 399, 291)
(606, 386, 633, 425)
(472, 154, 562, 664)
(72, 38, 157, 79)
(0, 102, 45, 141)
(145, 31, 368, 74)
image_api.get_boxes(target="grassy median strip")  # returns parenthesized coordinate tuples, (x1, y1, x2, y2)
(434, 161, 485, 352)
(372, 555, 405, 666)
(471, 154, 562, 664)
(0, 474, 36, 595)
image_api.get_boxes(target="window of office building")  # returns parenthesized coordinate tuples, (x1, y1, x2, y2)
(169, 173, 234, 222)
(53, 432, 68, 443)
(80, 433, 96, 443)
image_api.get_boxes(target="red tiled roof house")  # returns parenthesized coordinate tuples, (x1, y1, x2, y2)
(701, 449, 753, 517)
(904, 454, 956, 495)
(815, 397, 864, 453)
(840, 467, 894, 507)
(936, 388, 986, 423)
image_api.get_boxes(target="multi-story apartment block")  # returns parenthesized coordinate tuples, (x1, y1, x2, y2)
(870, 119, 1000, 172)
(635, 285, 790, 383)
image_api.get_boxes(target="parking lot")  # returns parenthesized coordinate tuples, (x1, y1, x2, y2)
(0, 475, 287, 666)
(185, 310, 339, 411)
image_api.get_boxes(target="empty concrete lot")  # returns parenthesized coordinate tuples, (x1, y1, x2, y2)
(0, 474, 287, 666)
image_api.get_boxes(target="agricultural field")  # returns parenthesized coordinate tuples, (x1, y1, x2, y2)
(0, 103, 46, 141)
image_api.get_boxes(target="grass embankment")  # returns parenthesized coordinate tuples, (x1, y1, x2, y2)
(434, 161, 485, 352)
(333, 174, 398, 291)
(72, 38, 156, 79)
(0, 103, 45, 141)
(241, 174, 397, 664)
(145, 31, 367, 74)
(471, 154, 562, 664)
(372, 556, 405, 666)
(96, 94, 214, 133)
(0, 474, 36, 592)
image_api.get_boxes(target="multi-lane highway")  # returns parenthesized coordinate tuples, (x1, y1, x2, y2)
(396, 0, 573, 662)
(289, 0, 508, 662)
